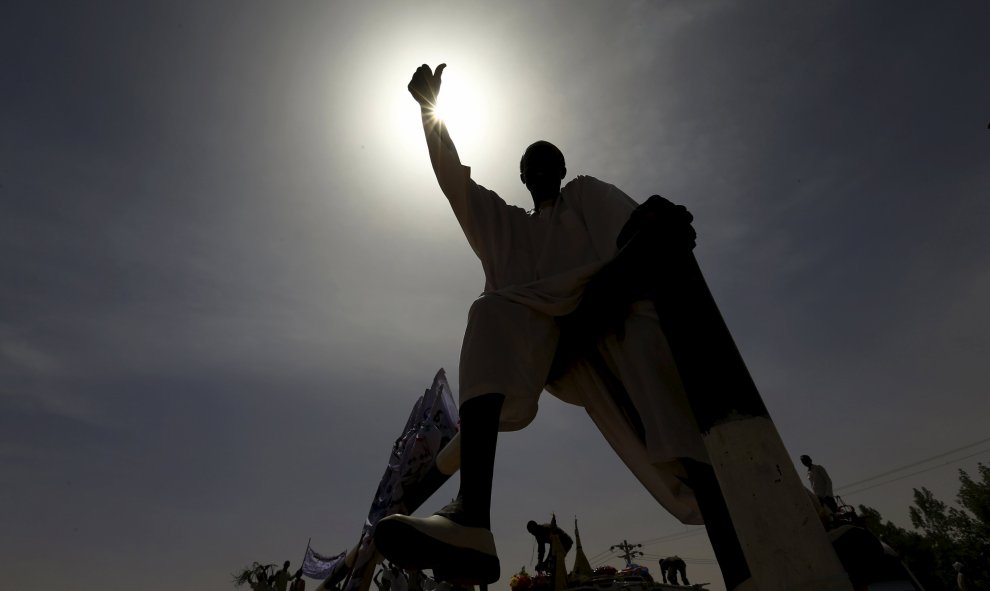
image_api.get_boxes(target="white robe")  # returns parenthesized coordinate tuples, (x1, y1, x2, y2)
(440, 158, 708, 525)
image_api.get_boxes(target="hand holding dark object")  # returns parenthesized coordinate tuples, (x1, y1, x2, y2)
(551, 196, 696, 378)
(580, 195, 696, 338)
(408, 63, 446, 108)
(617, 194, 696, 251)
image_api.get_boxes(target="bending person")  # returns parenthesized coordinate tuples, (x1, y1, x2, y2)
(527, 520, 573, 573)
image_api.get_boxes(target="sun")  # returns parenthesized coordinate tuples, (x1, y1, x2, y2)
(379, 58, 510, 185)
(431, 93, 460, 125)
(428, 69, 488, 150)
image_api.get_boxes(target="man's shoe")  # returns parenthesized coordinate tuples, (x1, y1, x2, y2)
(374, 511, 499, 585)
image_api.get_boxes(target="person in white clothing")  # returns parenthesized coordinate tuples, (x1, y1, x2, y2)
(954, 561, 971, 591)
(800, 454, 838, 514)
(375, 63, 751, 591)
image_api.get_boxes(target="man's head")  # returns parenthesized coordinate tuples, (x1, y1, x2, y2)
(520, 141, 566, 208)
(526, 520, 541, 534)
(800, 455, 812, 467)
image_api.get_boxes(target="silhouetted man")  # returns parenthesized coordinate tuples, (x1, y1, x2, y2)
(659, 556, 688, 586)
(274, 561, 292, 591)
(800, 455, 837, 514)
(290, 569, 306, 591)
(526, 520, 573, 573)
(375, 63, 752, 591)
(953, 561, 970, 591)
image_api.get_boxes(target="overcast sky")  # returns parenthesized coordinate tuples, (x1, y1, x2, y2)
(2, 2, 989, 590)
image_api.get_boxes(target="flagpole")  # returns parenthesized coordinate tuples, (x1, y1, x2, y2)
(338, 532, 367, 591)
(301, 537, 311, 572)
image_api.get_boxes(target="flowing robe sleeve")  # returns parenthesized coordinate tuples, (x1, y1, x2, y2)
(431, 145, 533, 292)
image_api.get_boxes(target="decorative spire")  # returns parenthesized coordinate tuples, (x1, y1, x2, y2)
(569, 516, 594, 583)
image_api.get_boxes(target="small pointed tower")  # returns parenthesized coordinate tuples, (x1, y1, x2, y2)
(550, 514, 569, 591)
(569, 516, 594, 584)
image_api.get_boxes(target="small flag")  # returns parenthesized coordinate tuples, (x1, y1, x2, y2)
(302, 546, 346, 580)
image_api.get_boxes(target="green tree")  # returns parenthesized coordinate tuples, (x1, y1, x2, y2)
(949, 463, 990, 588)
(856, 505, 939, 590)
(233, 562, 276, 590)
(858, 463, 990, 590)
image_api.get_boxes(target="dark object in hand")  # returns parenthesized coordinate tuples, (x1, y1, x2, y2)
(617, 194, 696, 251)
(550, 196, 696, 378)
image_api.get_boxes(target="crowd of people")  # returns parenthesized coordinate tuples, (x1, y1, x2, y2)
(374, 561, 474, 591)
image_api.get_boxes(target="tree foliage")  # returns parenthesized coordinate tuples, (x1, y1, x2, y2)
(858, 463, 990, 590)
(232, 562, 277, 589)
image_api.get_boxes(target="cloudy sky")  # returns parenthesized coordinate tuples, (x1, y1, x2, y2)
(2, 2, 989, 590)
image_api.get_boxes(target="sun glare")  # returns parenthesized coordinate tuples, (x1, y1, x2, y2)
(430, 71, 487, 150)
(431, 97, 455, 124)
(374, 53, 512, 204)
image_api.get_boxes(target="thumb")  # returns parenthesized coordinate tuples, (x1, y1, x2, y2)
(434, 63, 447, 81)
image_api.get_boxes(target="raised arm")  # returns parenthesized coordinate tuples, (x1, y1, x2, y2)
(408, 63, 467, 200)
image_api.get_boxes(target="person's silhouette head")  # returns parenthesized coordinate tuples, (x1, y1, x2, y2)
(284, 561, 291, 570)
(800, 455, 812, 467)
(527, 520, 540, 535)
(520, 141, 566, 209)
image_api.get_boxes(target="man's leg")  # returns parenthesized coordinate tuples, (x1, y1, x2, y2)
(450, 393, 504, 528)
(374, 394, 504, 585)
(681, 458, 751, 591)
(378, 293, 553, 584)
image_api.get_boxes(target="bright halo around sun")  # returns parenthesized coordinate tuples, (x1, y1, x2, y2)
(429, 68, 489, 152)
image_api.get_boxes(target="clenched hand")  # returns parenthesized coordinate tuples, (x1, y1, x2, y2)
(408, 63, 446, 108)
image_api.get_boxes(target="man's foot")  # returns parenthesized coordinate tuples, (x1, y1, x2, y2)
(374, 503, 499, 585)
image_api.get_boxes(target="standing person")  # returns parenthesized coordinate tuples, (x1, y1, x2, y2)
(274, 561, 292, 591)
(290, 569, 306, 591)
(800, 455, 838, 514)
(389, 563, 409, 591)
(373, 565, 392, 591)
(374, 63, 751, 591)
(954, 562, 970, 591)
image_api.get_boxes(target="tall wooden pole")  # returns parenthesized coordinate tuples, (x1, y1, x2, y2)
(620, 222, 852, 591)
